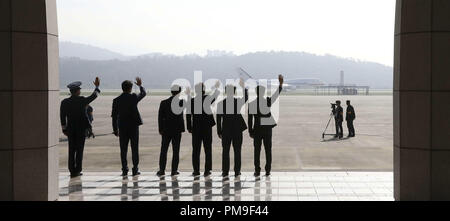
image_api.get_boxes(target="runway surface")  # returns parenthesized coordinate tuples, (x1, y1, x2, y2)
(58, 95, 393, 172)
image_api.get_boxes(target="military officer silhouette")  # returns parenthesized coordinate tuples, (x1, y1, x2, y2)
(157, 85, 188, 177)
(111, 77, 147, 176)
(60, 78, 101, 178)
(346, 100, 356, 137)
(186, 81, 220, 177)
(217, 79, 249, 177)
(334, 100, 344, 139)
(248, 75, 284, 177)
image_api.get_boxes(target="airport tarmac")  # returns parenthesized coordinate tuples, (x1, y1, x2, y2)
(58, 95, 393, 172)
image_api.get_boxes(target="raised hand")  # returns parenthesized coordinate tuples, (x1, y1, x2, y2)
(278, 75, 284, 87)
(185, 87, 191, 96)
(93, 77, 100, 87)
(239, 78, 245, 88)
(135, 77, 142, 87)
(214, 80, 221, 89)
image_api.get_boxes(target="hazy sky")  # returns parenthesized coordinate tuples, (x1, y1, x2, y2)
(57, 0, 396, 66)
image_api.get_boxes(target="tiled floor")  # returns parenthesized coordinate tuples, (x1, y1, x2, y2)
(59, 172, 394, 201)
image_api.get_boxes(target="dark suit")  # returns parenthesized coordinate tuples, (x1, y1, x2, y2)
(217, 89, 248, 175)
(186, 90, 219, 174)
(111, 86, 146, 173)
(248, 87, 282, 174)
(60, 88, 100, 175)
(334, 105, 344, 138)
(158, 95, 186, 173)
(346, 105, 356, 136)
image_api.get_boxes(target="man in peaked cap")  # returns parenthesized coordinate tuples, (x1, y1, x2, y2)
(60, 78, 101, 178)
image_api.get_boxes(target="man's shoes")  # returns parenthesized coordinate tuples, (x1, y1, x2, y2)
(204, 171, 212, 177)
(222, 172, 229, 177)
(265, 172, 271, 176)
(132, 171, 141, 176)
(157, 171, 165, 176)
(235, 172, 241, 177)
(122, 171, 128, 176)
(254, 172, 261, 177)
(192, 172, 200, 177)
(171, 171, 180, 176)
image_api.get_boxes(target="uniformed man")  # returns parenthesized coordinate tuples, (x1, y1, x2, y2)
(157, 85, 187, 177)
(186, 81, 220, 177)
(334, 100, 344, 139)
(112, 77, 147, 177)
(346, 100, 356, 137)
(248, 75, 283, 177)
(217, 79, 249, 177)
(60, 78, 101, 178)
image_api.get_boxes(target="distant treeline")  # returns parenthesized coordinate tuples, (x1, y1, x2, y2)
(60, 51, 393, 89)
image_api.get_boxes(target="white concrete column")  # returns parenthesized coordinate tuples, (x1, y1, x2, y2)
(0, 0, 59, 201)
(394, 0, 450, 200)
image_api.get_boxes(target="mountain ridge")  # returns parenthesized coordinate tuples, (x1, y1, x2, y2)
(59, 42, 393, 89)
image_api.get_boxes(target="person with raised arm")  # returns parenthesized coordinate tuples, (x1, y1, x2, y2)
(186, 81, 220, 177)
(111, 77, 147, 177)
(157, 85, 189, 177)
(248, 75, 284, 177)
(60, 77, 101, 178)
(216, 78, 249, 177)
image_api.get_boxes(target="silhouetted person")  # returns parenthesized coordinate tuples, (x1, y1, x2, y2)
(186, 81, 220, 177)
(217, 79, 248, 177)
(334, 100, 344, 139)
(85, 105, 95, 138)
(60, 78, 101, 178)
(157, 85, 187, 177)
(346, 100, 356, 137)
(112, 77, 147, 176)
(248, 75, 284, 177)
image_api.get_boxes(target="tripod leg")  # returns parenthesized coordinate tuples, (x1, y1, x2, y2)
(323, 114, 333, 135)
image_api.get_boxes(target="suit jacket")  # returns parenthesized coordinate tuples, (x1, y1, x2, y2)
(335, 106, 344, 122)
(186, 90, 219, 133)
(346, 105, 356, 121)
(60, 88, 100, 132)
(111, 86, 147, 132)
(217, 89, 249, 136)
(158, 95, 186, 135)
(248, 86, 282, 136)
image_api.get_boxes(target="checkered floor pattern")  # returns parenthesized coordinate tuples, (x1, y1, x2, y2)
(59, 172, 393, 201)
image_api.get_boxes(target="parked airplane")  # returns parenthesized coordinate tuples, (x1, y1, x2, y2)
(237, 68, 324, 91)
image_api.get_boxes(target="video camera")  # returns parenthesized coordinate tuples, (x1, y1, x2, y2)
(322, 103, 338, 139)
(330, 103, 337, 115)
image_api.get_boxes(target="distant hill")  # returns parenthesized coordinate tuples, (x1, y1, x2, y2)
(59, 42, 393, 89)
(59, 41, 128, 61)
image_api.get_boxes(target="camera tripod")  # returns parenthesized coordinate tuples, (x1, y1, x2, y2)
(322, 112, 336, 139)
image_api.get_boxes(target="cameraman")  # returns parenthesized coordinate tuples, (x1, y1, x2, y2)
(333, 100, 344, 139)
